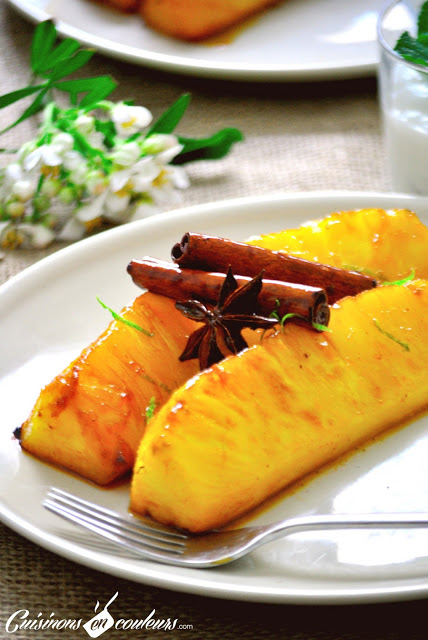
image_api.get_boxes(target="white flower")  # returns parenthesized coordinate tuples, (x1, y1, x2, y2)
(76, 191, 108, 224)
(57, 216, 86, 242)
(16, 141, 37, 163)
(75, 114, 95, 135)
(11, 179, 37, 201)
(5, 163, 23, 184)
(0, 220, 55, 249)
(110, 141, 141, 167)
(166, 165, 190, 189)
(112, 103, 152, 137)
(19, 222, 56, 248)
(51, 132, 74, 154)
(23, 133, 74, 172)
(86, 170, 107, 197)
(0, 163, 23, 200)
(110, 157, 161, 194)
(103, 191, 131, 223)
(156, 143, 184, 165)
(129, 200, 161, 221)
(69, 163, 89, 186)
(24, 144, 62, 171)
(86, 130, 106, 150)
(142, 134, 183, 164)
(62, 150, 85, 171)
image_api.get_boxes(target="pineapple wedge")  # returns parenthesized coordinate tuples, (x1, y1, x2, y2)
(140, 0, 281, 41)
(131, 280, 428, 532)
(247, 208, 428, 282)
(19, 293, 199, 485)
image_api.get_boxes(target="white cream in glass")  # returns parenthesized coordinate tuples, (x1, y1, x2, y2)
(378, 0, 428, 193)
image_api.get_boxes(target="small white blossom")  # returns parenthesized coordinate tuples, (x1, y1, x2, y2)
(76, 191, 108, 223)
(129, 200, 161, 221)
(51, 132, 74, 154)
(19, 223, 56, 248)
(104, 191, 131, 222)
(57, 216, 86, 242)
(69, 163, 89, 186)
(110, 157, 160, 194)
(166, 165, 190, 189)
(1, 97, 195, 250)
(62, 150, 82, 171)
(24, 144, 62, 171)
(85, 170, 107, 197)
(111, 141, 141, 167)
(143, 134, 183, 164)
(75, 114, 95, 135)
(5, 163, 23, 185)
(112, 103, 152, 137)
(0, 220, 55, 249)
(11, 179, 36, 201)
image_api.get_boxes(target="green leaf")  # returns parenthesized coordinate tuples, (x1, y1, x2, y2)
(35, 38, 82, 74)
(0, 88, 49, 134)
(418, 0, 428, 38)
(147, 93, 190, 136)
(46, 49, 95, 81)
(54, 76, 117, 107)
(97, 297, 153, 336)
(0, 84, 45, 110)
(94, 119, 117, 148)
(394, 31, 428, 65)
(30, 20, 57, 73)
(173, 128, 243, 164)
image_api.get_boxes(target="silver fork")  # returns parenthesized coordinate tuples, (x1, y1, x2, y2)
(44, 487, 428, 568)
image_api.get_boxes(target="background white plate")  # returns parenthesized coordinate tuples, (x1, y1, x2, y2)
(6, 0, 383, 81)
(1, 191, 428, 605)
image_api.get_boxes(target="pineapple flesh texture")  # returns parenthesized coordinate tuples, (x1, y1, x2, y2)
(131, 280, 428, 532)
(247, 208, 428, 282)
(20, 293, 199, 485)
(140, 0, 280, 41)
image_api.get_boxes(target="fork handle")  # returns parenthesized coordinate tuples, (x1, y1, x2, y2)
(263, 512, 428, 546)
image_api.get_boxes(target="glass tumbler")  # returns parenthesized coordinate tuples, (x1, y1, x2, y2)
(378, 0, 428, 194)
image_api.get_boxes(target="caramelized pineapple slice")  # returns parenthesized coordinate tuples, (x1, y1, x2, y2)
(19, 293, 199, 485)
(140, 0, 280, 41)
(247, 208, 428, 282)
(130, 280, 428, 532)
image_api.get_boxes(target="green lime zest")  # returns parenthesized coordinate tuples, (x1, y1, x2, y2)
(270, 307, 331, 332)
(373, 319, 410, 352)
(381, 269, 416, 287)
(145, 396, 156, 423)
(97, 297, 153, 336)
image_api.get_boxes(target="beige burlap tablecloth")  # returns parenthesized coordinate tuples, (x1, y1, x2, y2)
(1, 1, 427, 637)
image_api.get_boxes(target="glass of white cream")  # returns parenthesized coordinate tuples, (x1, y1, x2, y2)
(378, 0, 428, 194)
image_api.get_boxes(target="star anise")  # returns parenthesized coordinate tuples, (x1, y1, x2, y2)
(176, 268, 278, 370)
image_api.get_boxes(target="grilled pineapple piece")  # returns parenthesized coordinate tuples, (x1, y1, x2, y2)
(248, 208, 428, 282)
(131, 280, 428, 532)
(140, 0, 281, 41)
(19, 293, 199, 485)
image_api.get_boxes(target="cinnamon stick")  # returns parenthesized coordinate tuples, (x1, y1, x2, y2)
(127, 257, 330, 327)
(171, 233, 376, 304)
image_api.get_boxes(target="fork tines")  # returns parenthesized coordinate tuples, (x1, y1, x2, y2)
(44, 487, 187, 558)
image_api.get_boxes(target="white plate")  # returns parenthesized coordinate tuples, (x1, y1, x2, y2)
(1, 191, 428, 605)
(6, 0, 383, 81)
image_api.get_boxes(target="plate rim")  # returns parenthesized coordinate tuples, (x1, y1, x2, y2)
(2, 189, 428, 606)
(5, 0, 379, 82)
